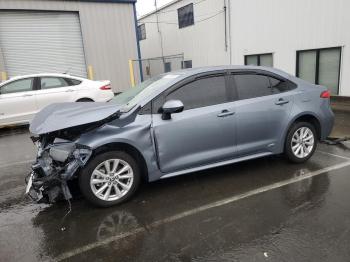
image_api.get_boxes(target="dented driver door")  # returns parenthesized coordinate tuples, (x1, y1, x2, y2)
(152, 73, 236, 174)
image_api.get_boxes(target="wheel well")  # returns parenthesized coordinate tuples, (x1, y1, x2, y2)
(293, 115, 321, 139)
(76, 98, 94, 102)
(93, 142, 148, 181)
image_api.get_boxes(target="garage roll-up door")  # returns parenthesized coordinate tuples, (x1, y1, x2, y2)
(0, 11, 87, 78)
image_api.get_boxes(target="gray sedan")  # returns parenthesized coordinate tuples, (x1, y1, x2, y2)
(26, 66, 334, 207)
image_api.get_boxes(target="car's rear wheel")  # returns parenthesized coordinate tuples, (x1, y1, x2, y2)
(79, 151, 140, 207)
(285, 122, 317, 163)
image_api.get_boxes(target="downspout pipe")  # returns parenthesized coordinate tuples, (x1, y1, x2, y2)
(133, 3, 144, 82)
(227, 0, 232, 64)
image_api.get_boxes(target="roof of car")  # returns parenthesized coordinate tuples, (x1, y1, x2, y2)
(0, 73, 85, 85)
(167, 65, 292, 79)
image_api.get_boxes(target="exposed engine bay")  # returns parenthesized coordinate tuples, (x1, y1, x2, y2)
(26, 133, 92, 203)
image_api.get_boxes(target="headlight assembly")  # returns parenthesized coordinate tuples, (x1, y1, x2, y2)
(49, 143, 76, 162)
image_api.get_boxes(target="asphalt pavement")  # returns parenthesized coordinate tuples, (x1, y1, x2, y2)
(0, 120, 350, 262)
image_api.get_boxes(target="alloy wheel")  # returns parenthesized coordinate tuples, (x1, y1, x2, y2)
(90, 159, 134, 201)
(291, 127, 315, 159)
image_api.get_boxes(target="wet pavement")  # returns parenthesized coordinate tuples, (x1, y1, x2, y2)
(330, 105, 350, 138)
(1, 125, 350, 262)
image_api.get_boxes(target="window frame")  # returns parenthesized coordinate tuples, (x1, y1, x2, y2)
(164, 62, 171, 73)
(151, 70, 233, 113)
(229, 69, 296, 101)
(137, 24, 146, 41)
(244, 53, 273, 67)
(39, 76, 70, 90)
(0, 77, 35, 95)
(177, 3, 194, 29)
(296, 46, 341, 94)
(66, 78, 82, 86)
(182, 60, 192, 69)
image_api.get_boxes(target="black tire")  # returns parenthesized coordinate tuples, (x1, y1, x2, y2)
(284, 121, 317, 163)
(76, 98, 94, 102)
(79, 151, 141, 207)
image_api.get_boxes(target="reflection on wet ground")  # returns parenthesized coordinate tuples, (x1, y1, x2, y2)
(0, 127, 350, 261)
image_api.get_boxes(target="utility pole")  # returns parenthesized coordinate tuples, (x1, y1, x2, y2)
(155, 0, 165, 66)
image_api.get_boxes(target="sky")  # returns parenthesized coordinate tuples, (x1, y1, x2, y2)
(136, 0, 173, 17)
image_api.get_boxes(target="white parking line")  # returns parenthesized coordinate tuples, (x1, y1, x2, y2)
(55, 160, 350, 261)
(317, 150, 350, 160)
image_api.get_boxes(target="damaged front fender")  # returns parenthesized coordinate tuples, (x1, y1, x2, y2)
(26, 138, 92, 203)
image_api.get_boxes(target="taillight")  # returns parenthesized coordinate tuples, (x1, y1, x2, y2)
(320, 90, 331, 98)
(100, 84, 111, 90)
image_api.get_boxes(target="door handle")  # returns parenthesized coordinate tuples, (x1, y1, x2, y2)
(21, 94, 33, 97)
(65, 89, 74, 92)
(217, 109, 235, 117)
(275, 98, 289, 105)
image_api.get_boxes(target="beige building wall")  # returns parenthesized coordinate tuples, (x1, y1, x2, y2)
(138, 0, 230, 68)
(139, 0, 350, 96)
(229, 0, 350, 96)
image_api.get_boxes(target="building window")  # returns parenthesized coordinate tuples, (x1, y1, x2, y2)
(182, 60, 192, 69)
(137, 24, 146, 40)
(164, 62, 171, 73)
(145, 66, 151, 76)
(296, 47, 341, 95)
(178, 3, 194, 29)
(245, 53, 273, 67)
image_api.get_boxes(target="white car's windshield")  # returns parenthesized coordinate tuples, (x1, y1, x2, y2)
(111, 74, 180, 111)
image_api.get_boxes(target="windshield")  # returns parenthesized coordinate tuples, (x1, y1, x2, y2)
(110, 74, 180, 111)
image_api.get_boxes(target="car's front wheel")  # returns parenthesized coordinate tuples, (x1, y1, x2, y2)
(284, 122, 317, 163)
(79, 151, 140, 207)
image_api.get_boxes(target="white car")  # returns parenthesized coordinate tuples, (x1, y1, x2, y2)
(0, 73, 114, 127)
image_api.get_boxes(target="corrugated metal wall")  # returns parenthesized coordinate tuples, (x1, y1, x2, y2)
(0, 0, 139, 92)
(0, 47, 5, 73)
(0, 11, 88, 78)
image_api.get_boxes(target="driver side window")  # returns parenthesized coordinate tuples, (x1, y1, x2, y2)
(166, 75, 228, 111)
(0, 78, 34, 94)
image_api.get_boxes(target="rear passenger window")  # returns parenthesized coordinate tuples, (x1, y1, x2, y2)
(269, 77, 290, 93)
(234, 74, 271, 100)
(40, 77, 69, 89)
(67, 78, 82, 86)
(166, 75, 228, 110)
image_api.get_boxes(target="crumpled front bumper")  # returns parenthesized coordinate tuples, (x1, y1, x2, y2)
(25, 140, 92, 203)
(25, 170, 69, 203)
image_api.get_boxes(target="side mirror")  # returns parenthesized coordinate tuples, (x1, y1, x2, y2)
(161, 100, 184, 120)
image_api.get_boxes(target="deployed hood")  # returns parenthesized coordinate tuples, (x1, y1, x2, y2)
(30, 102, 122, 135)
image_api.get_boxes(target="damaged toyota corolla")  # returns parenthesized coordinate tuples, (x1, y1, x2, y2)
(25, 66, 334, 207)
